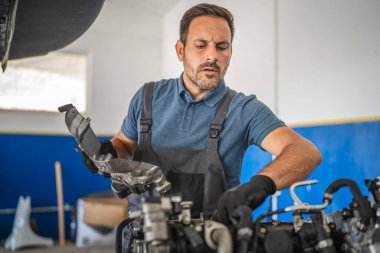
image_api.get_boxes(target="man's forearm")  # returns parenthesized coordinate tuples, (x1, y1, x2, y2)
(110, 131, 138, 159)
(259, 139, 322, 190)
(111, 138, 132, 159)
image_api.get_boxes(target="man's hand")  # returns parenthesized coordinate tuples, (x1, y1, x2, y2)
(81, 140, 117, 175)
(216, 175, 277, 225)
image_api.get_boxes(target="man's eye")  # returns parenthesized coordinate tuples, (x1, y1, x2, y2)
(217, 43, 230, 51)
(195, 44, 206, 49)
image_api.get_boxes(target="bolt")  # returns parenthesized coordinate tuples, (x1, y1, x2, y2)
(259, 226, 267, 234)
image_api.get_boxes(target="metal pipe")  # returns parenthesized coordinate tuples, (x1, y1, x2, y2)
(204, 220, 233, 253)
(0, 204, 73, 215)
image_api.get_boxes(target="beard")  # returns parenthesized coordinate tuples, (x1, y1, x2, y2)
(183, 57, 228, 91)
(195, 62, 222, 90)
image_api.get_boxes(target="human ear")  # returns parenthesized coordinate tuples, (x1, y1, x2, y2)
(175, 40, 184, 62)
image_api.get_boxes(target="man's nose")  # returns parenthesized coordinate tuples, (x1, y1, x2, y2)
(205, 43, 218, 63)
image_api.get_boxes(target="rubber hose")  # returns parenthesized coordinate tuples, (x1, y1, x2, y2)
(324, 179, 372, 230)
(231, 206, 252, 253)
(115, 218, 135, 253)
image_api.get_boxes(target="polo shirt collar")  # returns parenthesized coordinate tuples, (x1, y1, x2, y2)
(177, 73, 227, 107)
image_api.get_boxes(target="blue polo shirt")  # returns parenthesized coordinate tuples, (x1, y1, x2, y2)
(121, 75, 285, 188)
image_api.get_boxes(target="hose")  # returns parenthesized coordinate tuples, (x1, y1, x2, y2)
(324, 178, 372, 231)
(204, 220, 233, 253)
(115, 217, 136, 253)
(231, 206, 253, 253)
(212, 228, 233, 253)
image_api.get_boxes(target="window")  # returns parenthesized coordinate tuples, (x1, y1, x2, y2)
(0, 52, 87, 112)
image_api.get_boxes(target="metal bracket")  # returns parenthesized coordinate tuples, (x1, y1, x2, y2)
(59, 104, 171, 197)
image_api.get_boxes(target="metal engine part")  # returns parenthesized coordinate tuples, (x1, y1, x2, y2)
(142, 197, 171, 253)
(116, 178, 380, 253)
(58, 103, 171, 197)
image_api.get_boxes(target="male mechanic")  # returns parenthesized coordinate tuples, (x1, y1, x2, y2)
(86, 3, 322, 224)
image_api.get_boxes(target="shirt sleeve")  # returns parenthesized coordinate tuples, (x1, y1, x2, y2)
(244, 95, 286, 148)
(120, 86, 144, 141)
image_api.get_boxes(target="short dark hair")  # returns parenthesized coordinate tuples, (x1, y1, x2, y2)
(179, 3, 234, 45)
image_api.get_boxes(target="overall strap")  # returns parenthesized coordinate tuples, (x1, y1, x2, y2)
(140, 82, 155, 145)
(207, 89, 237, 151)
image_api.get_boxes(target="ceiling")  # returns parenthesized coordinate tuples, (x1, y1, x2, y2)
(118, 0, 178, 16)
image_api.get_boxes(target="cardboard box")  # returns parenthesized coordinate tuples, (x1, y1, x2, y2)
(82, 197, 128, 227)
(76, 198, 116, 247)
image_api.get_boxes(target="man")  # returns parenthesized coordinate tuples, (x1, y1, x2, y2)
(85, 3, 322, 224)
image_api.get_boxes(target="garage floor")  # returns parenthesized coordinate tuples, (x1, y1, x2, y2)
(0, 242, 114, 253)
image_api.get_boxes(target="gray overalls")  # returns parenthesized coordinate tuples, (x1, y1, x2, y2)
(132, 82, 237, 217)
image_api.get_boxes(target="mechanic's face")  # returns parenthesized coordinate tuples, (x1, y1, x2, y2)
(176, 16, 232, 92)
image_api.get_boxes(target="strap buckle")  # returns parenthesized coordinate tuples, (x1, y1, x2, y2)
(140, 118, 152, 133)
(210, 124, 223, 138)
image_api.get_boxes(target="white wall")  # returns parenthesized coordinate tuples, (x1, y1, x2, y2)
(162, 0, 380, 124)
(277, 0, 380, 123)
(1, 0, 379, 135)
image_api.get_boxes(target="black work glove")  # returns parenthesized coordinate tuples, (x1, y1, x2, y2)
(81, 140, 117, 176)
(216, 175, 276, 225)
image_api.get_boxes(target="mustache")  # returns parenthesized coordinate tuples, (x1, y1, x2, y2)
(198, 62, 221, 72)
